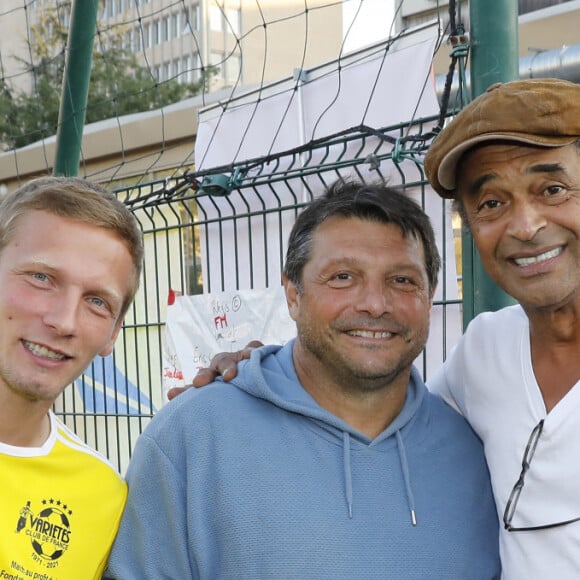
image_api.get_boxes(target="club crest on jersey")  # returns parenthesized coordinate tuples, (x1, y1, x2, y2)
(15, 498, 73, 567)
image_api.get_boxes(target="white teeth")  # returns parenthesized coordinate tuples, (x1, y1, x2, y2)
(514, 247, 562, 267)
(23, 340, 66, 360)
(348, 330, 392, 339)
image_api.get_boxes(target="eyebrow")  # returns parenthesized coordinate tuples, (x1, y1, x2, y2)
(466, 173, 495, 196)
(527, 162, 567, 176)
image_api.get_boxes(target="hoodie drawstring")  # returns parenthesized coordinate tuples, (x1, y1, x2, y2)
(341, 430, 417, 525)
(342, 431, 353, 519)
(396, 431, 417, 526)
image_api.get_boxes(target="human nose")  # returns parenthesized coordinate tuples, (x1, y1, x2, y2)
(43, 294, 79, 336)
(506, 199, 547, 241)
(356, 280, 391, 317)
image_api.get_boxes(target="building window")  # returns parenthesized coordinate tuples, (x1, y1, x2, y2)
(172, 11, 181, 38)
(209, 5, 223, 32)
(149, 20, 159, 45)
(182, 54, 202, 83)
(185, 4, 201, 32)
(135, 26, 143, 51)
(182, 57, 191, 83)
(143, 23, 151, 49)
(162, 16, 170, 42)
(105, 0, 115, 19)
(174, 58, 182, 78)
(209, 51, 223, 79)
(162, 62, 171, 81)
(225, 7, 241, 35)
(224, 53, 241, 83)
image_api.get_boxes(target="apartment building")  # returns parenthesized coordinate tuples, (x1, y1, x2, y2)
(13, 0, 342, 92)
(10, 1, 579, 93)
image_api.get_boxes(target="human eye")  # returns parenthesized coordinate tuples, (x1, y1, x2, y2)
(468, 195, 506, 222)
(27, 271, 51, 287)
(327, 271, 354, 288)
(392, 275, 422, 292)
(477, 198, 503, 212)
(545, 184, 565, 195)
(541, 184, 570, 204)
(393, 275, 412, 285)
(89, 296, 106, 308)
(87, 295, 115, 317)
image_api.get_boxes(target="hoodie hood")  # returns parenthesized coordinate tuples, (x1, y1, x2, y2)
(230, 340, 426, 523)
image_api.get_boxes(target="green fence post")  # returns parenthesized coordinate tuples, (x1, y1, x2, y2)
(462, 0, 518, 328)
(53, 0, 99, 177)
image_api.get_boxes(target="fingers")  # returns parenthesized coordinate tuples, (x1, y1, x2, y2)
(167, 343, 263, 399)
(189, 353, 239, 388)
(167, 341, 266, 402)
(206, 351, 242, 381)
(191, 367, 221, 387)
(166, 386, 189, 401)
(190, 342, 264, 387)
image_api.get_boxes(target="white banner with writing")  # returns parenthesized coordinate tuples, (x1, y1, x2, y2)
(163, 286, 296, 396)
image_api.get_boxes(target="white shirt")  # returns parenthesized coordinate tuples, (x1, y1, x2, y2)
(429, 305, 580, 580)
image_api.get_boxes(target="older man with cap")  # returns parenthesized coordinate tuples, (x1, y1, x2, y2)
(424, 77, 580, 579)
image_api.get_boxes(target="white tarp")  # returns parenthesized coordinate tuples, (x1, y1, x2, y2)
(195, 34, 439, 170)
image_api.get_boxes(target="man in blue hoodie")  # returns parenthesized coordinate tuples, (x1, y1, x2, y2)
(106, 180, 500, 579)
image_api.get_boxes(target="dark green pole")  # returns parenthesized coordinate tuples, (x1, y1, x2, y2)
(461, 0, 518, 327)
(53, 0, 99, 176)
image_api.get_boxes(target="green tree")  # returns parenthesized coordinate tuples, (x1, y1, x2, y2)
(0, 5, 216, 150)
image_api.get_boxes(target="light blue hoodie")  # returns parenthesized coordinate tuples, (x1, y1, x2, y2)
(106, 341, 500, 579)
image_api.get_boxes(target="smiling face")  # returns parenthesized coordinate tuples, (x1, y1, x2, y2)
(0, 210, 135, 406)
(284, 216, 432, 397)
(457, 142, 580, 310)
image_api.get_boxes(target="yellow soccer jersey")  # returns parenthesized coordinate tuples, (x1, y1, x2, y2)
(1, 411, 127, 580)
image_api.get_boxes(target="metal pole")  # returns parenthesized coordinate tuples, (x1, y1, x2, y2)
(53, 0, 99, 176)
(462, 0, 518, 327)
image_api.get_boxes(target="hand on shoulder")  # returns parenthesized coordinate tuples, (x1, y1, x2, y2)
(166, 341, 264, 400)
